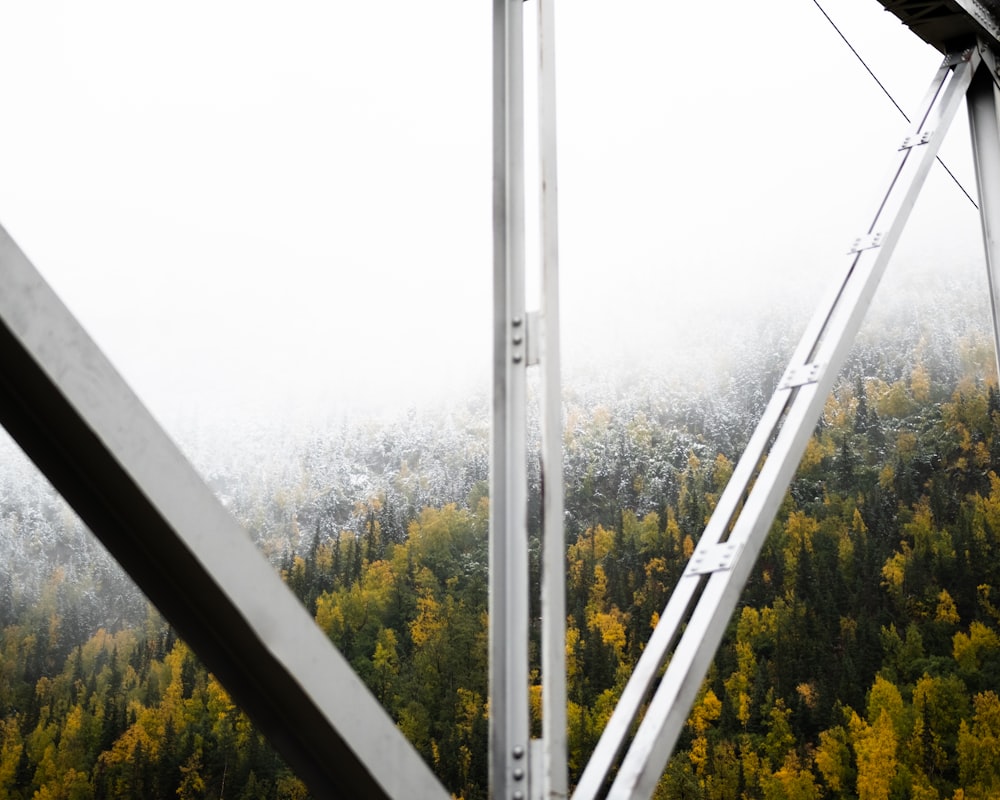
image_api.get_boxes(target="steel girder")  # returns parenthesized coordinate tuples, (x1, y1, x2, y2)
(878, 0, 1000, 51)
(0, 225, 449, 800)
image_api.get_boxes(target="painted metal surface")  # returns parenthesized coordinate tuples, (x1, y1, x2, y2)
(492, 1, 532, 799)
(0, 225, 450, 800)
(537, 0, 568, 795)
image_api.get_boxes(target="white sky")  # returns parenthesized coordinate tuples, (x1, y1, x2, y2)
(0, 0, 988, 427)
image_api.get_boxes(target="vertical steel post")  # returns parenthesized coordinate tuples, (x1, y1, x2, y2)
(537, 0, 567, 797)
(492, 0, 531, 799)
(968, 45, 1000, 383)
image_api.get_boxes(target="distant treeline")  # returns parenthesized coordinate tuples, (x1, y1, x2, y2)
(2, 278, 1000, 798)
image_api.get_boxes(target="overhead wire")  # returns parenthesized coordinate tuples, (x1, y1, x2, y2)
(811, 0, 979, 210)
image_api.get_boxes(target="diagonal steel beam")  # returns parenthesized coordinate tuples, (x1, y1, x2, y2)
(0, 224, 450, 800)
(573, 45, 981, 800)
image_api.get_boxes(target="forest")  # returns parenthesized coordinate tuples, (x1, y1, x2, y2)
(3, 276, 1000, 798)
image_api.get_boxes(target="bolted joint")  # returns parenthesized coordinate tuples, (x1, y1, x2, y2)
(511, 316, 525, 365)
(900, 130, 933, 149)
(942, 48, 974, 68)
(849, 231, 883, 254)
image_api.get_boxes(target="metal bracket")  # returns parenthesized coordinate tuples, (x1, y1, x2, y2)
(900, 130, 933, 149)
(943, 48, 975, 67)
(778, 361, 824, 390)
(982, 41, 1000, 82)
(525, 311, 541, 366)
(511, 316, 525, 365)
(684, 541, 743, 578)
(849, 231, 883, 253)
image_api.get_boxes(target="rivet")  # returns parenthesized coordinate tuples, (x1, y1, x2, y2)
(513, 354, 523, 364)
(513, 334, 523, 345)
(512, 317, 523, 327)
(513, 792, 524, 800)
(512, 745, 525, 759)
(513, 768, 524, 780)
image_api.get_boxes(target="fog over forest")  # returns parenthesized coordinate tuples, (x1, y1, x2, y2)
(3, 254, 1000, 797)
(5, 0, 1000, 795)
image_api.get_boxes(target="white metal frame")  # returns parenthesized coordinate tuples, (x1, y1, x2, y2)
(491, 0, 566, 797)
(491, 0, 531, 797)
(537, 0, 569, 796)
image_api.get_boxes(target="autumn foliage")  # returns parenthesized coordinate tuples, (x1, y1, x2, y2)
(5, 310, 1000, 798)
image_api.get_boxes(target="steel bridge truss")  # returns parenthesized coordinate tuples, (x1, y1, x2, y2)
(4, 2, 1000, 799)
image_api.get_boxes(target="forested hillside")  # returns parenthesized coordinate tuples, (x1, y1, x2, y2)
(3, 277, 1000, 798)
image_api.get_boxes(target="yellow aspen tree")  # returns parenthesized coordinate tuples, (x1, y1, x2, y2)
(823, 389, 857, 430)
(53, 704, 95, 776)
(0, 718, 22, 796)
(815, 725, 853, 798)
(634, 511, 662, 555)
(565, 619, 583, 690)
(585, 565, 628, 661)
(867, 675, 907, 739)
(566, 700, 589, 777)
(763, 700, 795, 768)
(762, 753, 820, 800)
(723, 639, 755, 728)
(801, 432, 835, 474)
(705, 739, 740, 800)
(664, 508, 683, 554)
(953, 621, 1000, 673)
(453, 687, 484, 789)
(705, 453, 733, 515)
(851, 708, 899, 800)
(908, 673, 968, 788)
(976, 473, 1000, 544)
(782, 511, 818, 591)
(176, 748, 207, 800)
(957, 691, 1000, 795)
(834, 517, 857, 575)
(275, 773, 309, 800)
(688, 688, 722, 777)
(372, 627, 400, 703)
(936, 589, 961, 625)
(911, 362, 932, 403)
(877, 380, 914, 419)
